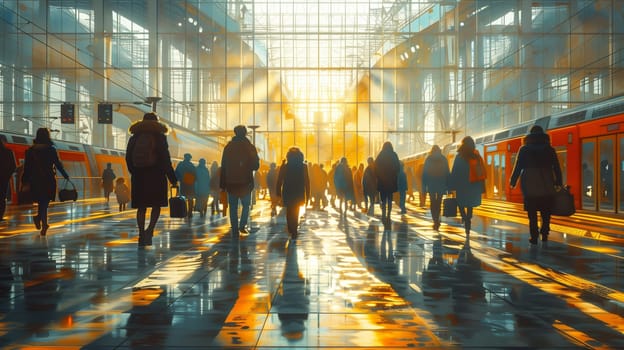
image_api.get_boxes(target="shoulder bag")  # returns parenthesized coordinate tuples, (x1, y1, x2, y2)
(551, 186, 575, 216)
(58, 179, 78, 202)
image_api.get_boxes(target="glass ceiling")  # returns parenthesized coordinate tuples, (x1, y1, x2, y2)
(240, 0, 435, 105)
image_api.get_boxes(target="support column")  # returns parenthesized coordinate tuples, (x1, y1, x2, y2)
(92, 0, 113, 147)
(147, 0, 160, 105)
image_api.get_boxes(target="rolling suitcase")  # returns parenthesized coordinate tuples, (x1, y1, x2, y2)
(442, 195, 458, 217)
(169, 186, 188, 218)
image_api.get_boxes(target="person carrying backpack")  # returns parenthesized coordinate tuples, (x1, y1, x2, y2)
(448, 136, 486, 236)
(126, 112, 177, 247)
(220, 125, 260, 239)
(422, 145, 450, 230)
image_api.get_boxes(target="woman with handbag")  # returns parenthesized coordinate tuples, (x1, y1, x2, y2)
(510, 125, 563, 244)
(448, 136, 486, 236)
(22, 128, 70, 235)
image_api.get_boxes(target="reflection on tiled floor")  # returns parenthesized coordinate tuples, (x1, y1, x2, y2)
(0, 198, 623, 349)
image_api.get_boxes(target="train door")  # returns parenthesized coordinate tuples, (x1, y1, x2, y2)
(485, 150, 506, 200)
(582, 135, 618, 212)
(581, 139, 596, 210)
(598, 136, 616, 212)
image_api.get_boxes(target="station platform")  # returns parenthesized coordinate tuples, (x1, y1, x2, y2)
(0, 196, 623, 349)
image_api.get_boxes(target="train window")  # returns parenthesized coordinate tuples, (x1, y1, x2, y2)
(69, 146, 80, 151)
(555, 111, 586, 127)
(593, 102, 624, 119)
(0, 135, 6, 143)
(110, 151, 119, 156)
(510, 126, 528, 137)
(101, 150, 109, 155)
(12, 136, 28, 144)
(494, 131, 508, 141)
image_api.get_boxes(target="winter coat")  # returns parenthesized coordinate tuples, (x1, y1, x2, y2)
(102, 168, 116, 192)
(510, 132, 562, 199)
(209, 162, 220, 194)
(0, 144, 16, 182)
(422, 153, 450, 194)
(276, 152, 310, 207)
(220, 135, 260, 197)
(334, 162, 355, 201)
(449, 151, 484, 208)
(175, 160, 197, 196)
(374, 147, 400, 194)
(22, 143, 69, 201)
(126, 119, 177, 208)
(362, 165, 377, 197)
(194, 164, 211, 198)
(266, 166, 278, 196)
(115, 183, 130, 204)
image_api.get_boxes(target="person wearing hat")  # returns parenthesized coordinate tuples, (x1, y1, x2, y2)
(175, 152, 197, 219)
(510, 125, 563, 244)
(220, 125, 260, 238)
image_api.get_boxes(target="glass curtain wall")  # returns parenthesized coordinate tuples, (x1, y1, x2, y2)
(1, 0, 623, 166)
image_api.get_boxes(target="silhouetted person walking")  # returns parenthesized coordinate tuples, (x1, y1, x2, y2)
(101, 162, 116, 206)
(276, 147, 310, 240)
(362, 157, 377, 216)
(375, 142, 400, 227)
(115, 177, 130, 212)
(22, 128, 70, 235)
(510, 125, 562, 244)
(449, 136, 485, 236)
(0, 140, 16, 222)
(220, 125, 260, 238)
(194, 158, 211, 218)
(126, 112, 177, 247)
(422, 145, 450, 230)
(175, 153, 197, 218)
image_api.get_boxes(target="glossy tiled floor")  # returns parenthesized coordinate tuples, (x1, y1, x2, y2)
(0, 197, 623, 349)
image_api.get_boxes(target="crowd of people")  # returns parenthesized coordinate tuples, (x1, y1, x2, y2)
(0, 112, 562, 247)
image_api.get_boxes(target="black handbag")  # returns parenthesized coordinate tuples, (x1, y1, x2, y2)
(551, 186, 575, 216)
(18, 182, 33, 204)
(443, 196, 458, 217)
(58, 179, 78, 202)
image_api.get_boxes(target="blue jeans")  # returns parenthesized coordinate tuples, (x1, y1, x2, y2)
(228, 191, 251, 232)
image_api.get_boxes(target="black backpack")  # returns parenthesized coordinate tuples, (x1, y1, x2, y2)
(132, 133, 157, 168)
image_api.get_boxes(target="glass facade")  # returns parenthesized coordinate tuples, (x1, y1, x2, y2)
(1, 0, 623, 165)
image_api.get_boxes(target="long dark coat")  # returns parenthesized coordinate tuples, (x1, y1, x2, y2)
(362, 164, 377, 197)
(22, 143, 69, 201)
(374, 144, 400, 194)
(449, 151, 484, 208)
(126, 120, 177, 208)
(276, 151, 310, 207)
(510, 132, 562, 199)
(422, 152, 450, 194)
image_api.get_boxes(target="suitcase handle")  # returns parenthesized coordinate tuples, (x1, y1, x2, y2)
(170, 185, 180, 197)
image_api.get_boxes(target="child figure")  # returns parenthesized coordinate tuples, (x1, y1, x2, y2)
(115, 177, 130, 211)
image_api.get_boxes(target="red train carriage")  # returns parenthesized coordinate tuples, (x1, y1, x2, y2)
(480, 95, 624, 214)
